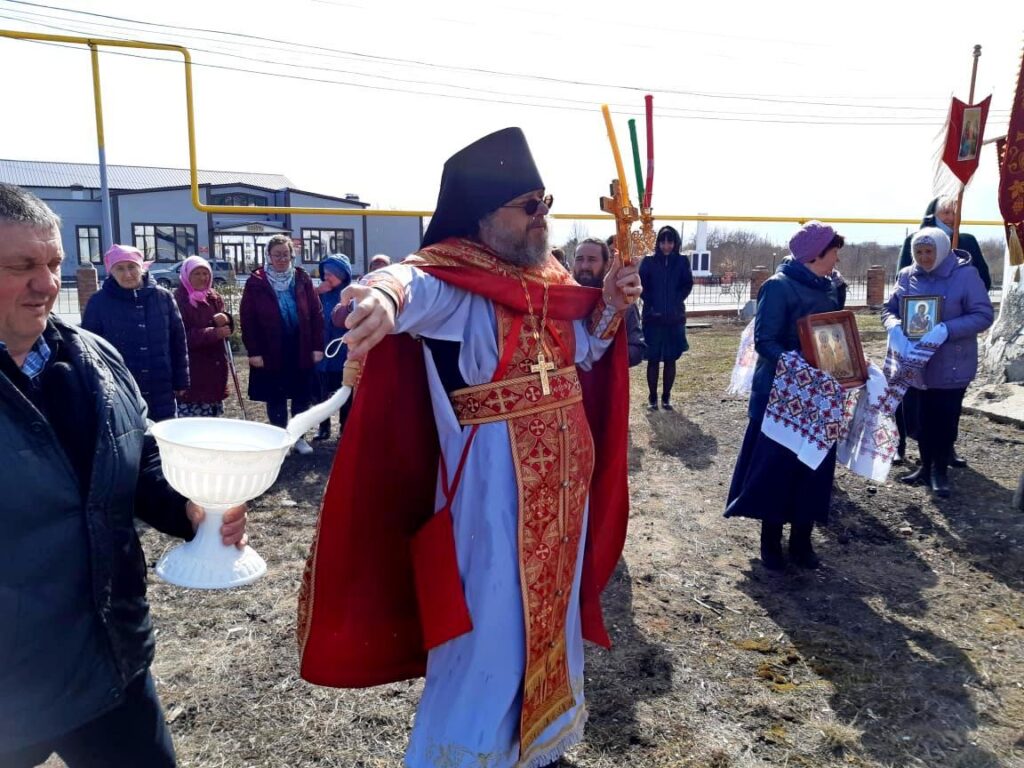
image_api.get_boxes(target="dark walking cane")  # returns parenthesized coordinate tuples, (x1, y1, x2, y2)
(224, 338, 249, 420)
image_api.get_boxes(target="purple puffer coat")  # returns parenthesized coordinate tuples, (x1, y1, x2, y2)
(882, 252, 994, 389)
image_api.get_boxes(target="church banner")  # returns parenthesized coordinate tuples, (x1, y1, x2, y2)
(942, 95, 991, 185)
(998, 49, 1024, 222)
(997, 48, 1024, 266)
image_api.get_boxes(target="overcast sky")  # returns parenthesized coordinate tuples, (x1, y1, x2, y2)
(0, 0, 1020, 248)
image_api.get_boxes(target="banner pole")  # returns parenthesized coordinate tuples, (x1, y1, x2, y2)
(953, 44, 982, 250)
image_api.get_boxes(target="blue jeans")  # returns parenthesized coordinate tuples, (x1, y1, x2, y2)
(0, 671, 176, 767)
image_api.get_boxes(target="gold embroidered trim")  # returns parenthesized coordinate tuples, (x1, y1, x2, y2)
(516, 697, 587, 768)
(296, 495, 327, 654)
(362, 271, 406, 314)
(421, 684, 586, 768)
(449, 366, 582, 425)
(587, 298, 622, 340)
(489, 304, 594, 754)
(407, 238, 575, 287)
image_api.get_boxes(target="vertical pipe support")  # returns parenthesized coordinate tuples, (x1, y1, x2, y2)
(89, 43, 113, 253)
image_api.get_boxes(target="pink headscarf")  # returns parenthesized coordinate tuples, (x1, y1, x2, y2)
(103, 244, 150, 273)
(181, 255, 213, 307)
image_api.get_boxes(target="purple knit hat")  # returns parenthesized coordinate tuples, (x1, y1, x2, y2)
(789, 221, 838, 264)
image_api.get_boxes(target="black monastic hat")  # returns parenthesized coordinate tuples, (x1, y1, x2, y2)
(421, 127, 544, 248)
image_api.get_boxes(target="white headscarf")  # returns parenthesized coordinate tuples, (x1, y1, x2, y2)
(910, 227, 951, 272)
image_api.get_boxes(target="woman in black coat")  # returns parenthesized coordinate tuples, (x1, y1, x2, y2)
(81, 244, 189, 421)
(725, 222, 846, 571)
(638, 225, 693, 410)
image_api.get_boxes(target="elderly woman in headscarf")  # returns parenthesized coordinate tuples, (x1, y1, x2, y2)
(240, 234, 324, 454)
(81, 244, 188, 421)
(882, 227, 993, 497)
(173, 255, 234, 417)
(725, 221, 846, 571)
(312, 253, 352, 441)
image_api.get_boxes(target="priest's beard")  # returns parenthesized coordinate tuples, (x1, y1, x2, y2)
(478, 214, 550, 268)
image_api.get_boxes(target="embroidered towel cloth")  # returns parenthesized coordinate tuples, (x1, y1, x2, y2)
(761, 352, 859, 470)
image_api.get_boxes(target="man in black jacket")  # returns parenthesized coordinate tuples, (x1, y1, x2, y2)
(0, 184, 248, 767)
(573, 237, 646, 366)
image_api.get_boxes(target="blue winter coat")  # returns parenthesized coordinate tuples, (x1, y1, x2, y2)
(882, 252, 994, 389)
(0, 318, 193, 751)
(897, 198, 992, 291)
(316, 255, 352, 373)
(81, 272, 189, 420)
(751, 259, 844, 410)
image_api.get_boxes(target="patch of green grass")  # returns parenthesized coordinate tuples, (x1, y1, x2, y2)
(631, 325, 742, 400)
(853, 310, 885, 336)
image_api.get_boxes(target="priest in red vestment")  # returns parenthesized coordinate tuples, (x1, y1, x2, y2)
(297, 127, 639, 768)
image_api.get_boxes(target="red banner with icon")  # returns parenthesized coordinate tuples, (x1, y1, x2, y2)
(941, 96, 991, 185)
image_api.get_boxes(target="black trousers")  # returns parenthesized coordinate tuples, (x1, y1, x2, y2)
(895, 402, 908, 456)
(0, 671, 176, 768)
(898, 387, 965, 456)
(907, 387, 966, 471)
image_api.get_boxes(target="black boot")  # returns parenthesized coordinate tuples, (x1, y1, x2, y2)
(892, 444, 909, 468)
(314, 422, 331, 441)
(950, 447, 968, 468)
(760, 522, 785, 571)
(894, 428, 907, 466)
(930, 466, 951, 498)
(900, 464, 930, 485)
(789, 523, 821, 569)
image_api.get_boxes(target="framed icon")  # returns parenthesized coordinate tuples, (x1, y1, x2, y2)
(797, 310, 868, 388)
(957, 107, 982, 161)
(900, 295, 943, 341)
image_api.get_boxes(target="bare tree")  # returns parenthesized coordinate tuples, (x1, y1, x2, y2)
(561, 221, 591, 265)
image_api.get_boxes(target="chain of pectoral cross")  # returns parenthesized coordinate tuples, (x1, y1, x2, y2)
(519, 275, 556, 396)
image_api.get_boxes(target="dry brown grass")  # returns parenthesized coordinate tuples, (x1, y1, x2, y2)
(43, 316, 1024, 767)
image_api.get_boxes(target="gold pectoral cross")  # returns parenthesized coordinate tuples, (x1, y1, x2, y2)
(530, 351, 555, 396)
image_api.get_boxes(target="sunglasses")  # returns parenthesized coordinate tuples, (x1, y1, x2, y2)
(502, 194, 553, 216)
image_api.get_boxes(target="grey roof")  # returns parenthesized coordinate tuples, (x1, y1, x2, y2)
(0, 159, 293, 191)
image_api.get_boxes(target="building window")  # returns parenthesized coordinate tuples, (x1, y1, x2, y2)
(301, 228, 354, 263)
(209, 192, 268, 207)
(76, 225, 102, 265)
(133, 224, 198, 262)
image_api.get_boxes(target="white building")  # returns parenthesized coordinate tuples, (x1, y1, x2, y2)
(0, 159, 422, 278)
